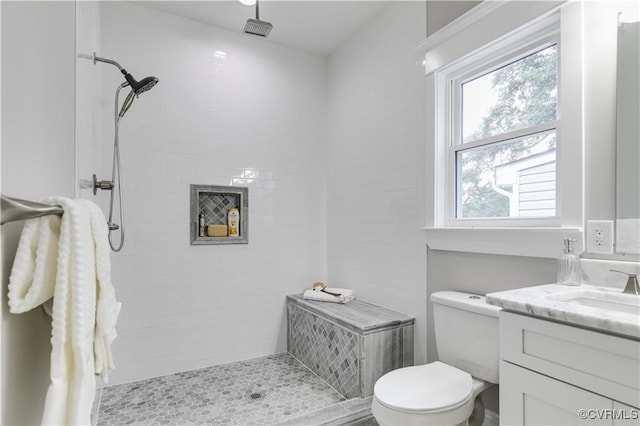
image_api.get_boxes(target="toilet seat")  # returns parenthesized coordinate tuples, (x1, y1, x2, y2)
(374, 361, 473, 413)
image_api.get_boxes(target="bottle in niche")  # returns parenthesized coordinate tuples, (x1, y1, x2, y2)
(199, 213, 205, 237)
(228, 208, 239, 236)
(557, 238, 581, 286)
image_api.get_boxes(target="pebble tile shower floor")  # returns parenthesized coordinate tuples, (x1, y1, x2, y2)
(94, 353, 373, 425)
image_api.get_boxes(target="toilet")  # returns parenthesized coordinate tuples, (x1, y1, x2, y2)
(371, 291, 500, 426)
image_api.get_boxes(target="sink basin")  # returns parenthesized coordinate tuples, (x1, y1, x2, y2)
(545, 288, 640, 315)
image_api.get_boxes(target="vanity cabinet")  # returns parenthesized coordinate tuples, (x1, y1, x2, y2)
(499, 311, 640, 425)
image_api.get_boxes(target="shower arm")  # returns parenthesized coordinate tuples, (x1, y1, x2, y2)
(91, 54, 135, 106)
(93, 53, 127, 74)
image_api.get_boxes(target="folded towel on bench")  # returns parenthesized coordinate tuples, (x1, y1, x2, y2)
(303, 288, 356, 304)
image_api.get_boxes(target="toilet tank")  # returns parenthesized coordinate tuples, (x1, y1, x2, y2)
(431, 291, 501, 384)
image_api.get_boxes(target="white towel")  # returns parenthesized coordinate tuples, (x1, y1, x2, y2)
(303, 288, 356, 304)
(8, 197, 121, 425)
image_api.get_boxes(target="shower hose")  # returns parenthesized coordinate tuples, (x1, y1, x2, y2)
(108, 84, 126, 252)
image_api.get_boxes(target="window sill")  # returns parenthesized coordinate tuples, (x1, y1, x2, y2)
(422, 227, 583, 259)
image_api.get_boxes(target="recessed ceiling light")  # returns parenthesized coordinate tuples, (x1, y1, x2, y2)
(238, 0, 256, 6)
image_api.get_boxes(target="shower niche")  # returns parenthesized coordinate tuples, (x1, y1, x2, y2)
(190, 184, 248, 245)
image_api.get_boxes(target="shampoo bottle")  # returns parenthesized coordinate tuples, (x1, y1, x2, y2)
(557, 238, 581, 286)
(199, 213, 205, 237)
(228, 208, 239, 237)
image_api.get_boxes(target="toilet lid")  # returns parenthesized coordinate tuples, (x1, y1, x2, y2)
(374, 361, 472, 412)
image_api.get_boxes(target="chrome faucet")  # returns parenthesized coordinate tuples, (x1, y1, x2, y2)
(610, 270, 640, 295)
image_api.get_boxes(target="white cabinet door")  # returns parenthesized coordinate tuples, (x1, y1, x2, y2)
(501, 361, 613, 426)
(500, 311, 640, 408)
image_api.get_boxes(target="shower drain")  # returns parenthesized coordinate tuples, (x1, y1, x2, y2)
(248, 391, 265, 400)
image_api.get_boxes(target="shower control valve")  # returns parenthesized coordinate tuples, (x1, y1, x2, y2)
(92, 174, 114, 195)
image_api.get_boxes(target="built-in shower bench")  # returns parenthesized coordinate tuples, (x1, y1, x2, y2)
(286, 294, 414, 399)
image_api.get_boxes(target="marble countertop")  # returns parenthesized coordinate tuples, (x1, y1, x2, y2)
(486, 284, 640, 340)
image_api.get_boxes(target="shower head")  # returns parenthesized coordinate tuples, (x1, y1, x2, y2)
(244, 0, 272, 37)
(244, 19, 273, 37)
(124, 73, 159, 96)
(92, 53, 159, 118)
(118, 75, 158, 118)
(119, 87, 136, 118)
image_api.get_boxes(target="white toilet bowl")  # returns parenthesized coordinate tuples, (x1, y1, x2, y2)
(370, 292, 500, 426)
(371, 361, 492, 426)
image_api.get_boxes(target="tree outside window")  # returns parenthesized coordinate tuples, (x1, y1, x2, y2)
(456, 44, 558, 219)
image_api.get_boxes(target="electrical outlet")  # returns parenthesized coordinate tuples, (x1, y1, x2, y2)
(586, 220, 614, 254)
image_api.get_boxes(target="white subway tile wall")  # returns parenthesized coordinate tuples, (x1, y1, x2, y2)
(327, 3, 428, 364)
(75, 1, 432, 385)
(78, 2, 328, 385)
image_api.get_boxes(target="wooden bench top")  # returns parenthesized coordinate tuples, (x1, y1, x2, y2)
(287, 293, 414, 334)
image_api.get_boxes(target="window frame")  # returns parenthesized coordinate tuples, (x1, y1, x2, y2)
(420, 1, 585, 258)
(443, 32, 561, 228)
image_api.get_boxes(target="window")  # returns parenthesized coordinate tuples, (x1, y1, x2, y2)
(422, 2, 584, 257)
(432, 13, 564, 228)
(453, 42, 559, 221)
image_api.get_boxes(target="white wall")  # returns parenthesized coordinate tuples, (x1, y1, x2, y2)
(76, 0, 102, 201)
(426, 1, 480, 36)
(327, 2, 428, 364)
(81, 2, 328, 385)
(1, 1, 76, 424)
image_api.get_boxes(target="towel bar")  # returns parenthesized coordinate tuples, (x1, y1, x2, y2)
(1, 194, 64, 225)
